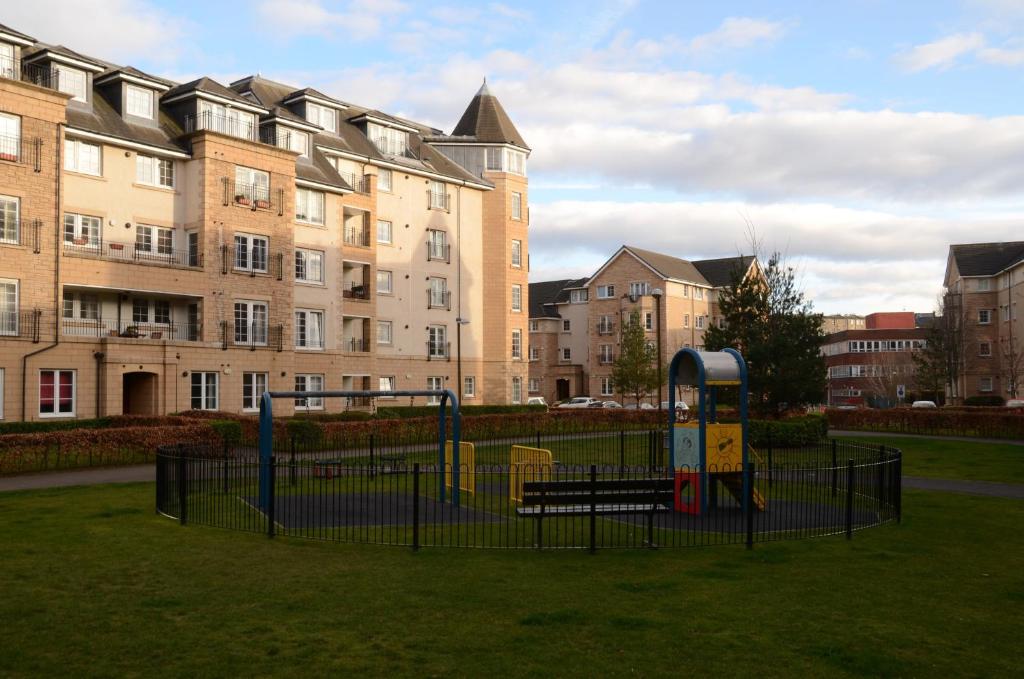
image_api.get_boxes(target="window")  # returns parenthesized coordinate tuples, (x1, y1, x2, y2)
(644, 312, 653, 330)
(234, 300, 268, 346)
(977, 278, 991, 292)
(0, 195, 19, 244)
(277, 129, 308, 157)
(136, 155, 174, 188)
(429, 278, 448, 309)
(629, 281, 649, 297)
(376, 270, 393, 295)
(132, 298, 149, 323)
(378, 168, 392, 192)
(980, 377, 994, 392)
(464, 376, 476, 398)
(427, 376, 443, 405)
(379, 376, 396, 394)
(696, 315, 706, 329)
(187, 232, 200, 267)
(428, 325, 447, 358)
(0, 113, 19, 161)
(368, 123, 409, 156)
(427, 229, 448, 261)
(683, 313, 690, 328)
(428, 180, 448, 211)
(978, 309, 991, 324)
(198, 101, 256, 139)
(188, 371, 218, 410)
(377, 219, 392, 244)
(511, 284, 522, 312)
(294, 374, 324, 410)
(63, 213, 101, 247)
(600, 377, 613, 396)
(600, 345, 614, 364)
(682, 285, 689, 298)
(234, 234, 268, 272)
(529, 346, 540, 361)
(377, 320, 392, 345)
(0, 279, 17, 336)
(154, 300, 170, 324)
(561, 347, 571, 361)
(980, 341, 992, 357)
(512, 329, 522, 359)
(39, 370, 75, 417)
(295, 188, 325, 224)
(61, 292, 98, 320)
(242, 372, 268, 411)
(506, 148, 526, 175)
(486, 147, 503, 171)
(511, 240, 522, 268)
(55, 65, 87, 101)
(570, 289, 588, 303)
(511, 192, 522, 220)
(64, 139, 101, 175)
(529, 320, 539, 332)
(294, 309, 324, 349)
(234, 166, 270, 202)
(126, 85, 153, 119)
(305, 102, 336, 133)
(294, 248, 324, 283)
(136, 224, 173, 255)
(562, 319, 571, 332)
(597, 285, 615, 299)
(511, 377, 522, 404)
(528, 378, 539, 393)
(694, 287, 704, 301)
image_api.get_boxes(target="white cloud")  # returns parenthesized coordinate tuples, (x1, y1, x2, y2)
(687, 17, 789, 55)
(978, 44, 1024, 66)
(895, 32, 986, 72)
(254, 0, 407, 40)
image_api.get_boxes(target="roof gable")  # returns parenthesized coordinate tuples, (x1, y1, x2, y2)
(451, 81, 528, 149)
(949, 241, 1024, 277)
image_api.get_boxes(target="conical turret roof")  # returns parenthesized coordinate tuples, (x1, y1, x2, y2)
(451, 79, 529, 150)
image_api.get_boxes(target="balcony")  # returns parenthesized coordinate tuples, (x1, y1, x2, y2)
(0, 216, 42, 252)
(7, 59, 61, 92)
(343, 227, 370, 247)
(62, 318, 201, 342)
(219, 320, 283, 351)
(221, 244, 284, 279)
(0, 133, 43, 172)
(426, 340, 451, 361)
(596, 320, 615, 335)
(427, 190, 450, 211)
(63, 239, 202, 269)
(426, 289, 451, 311)
(185, 111, 257, 142)
(221, 178, 284, 215)
(372, 137, 416, 159)
(343, 337, 369, 353)
(339, 171, 371, 195)
(426, 240, 450, 263)
(342, 282, 370, 300)
(1, 309, 55, 342)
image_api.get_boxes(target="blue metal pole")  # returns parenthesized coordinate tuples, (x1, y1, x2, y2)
(258, 391, 274, 511)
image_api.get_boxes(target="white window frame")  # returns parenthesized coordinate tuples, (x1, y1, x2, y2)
(294, 309, 324, 350)
(126, 85, 154, 119)
(190, 372, 219, 410)
(597, 285, 615, 299)
(629, 281, 649, 297)
(979, 341, 992, 357)
(511, 376, 522, 404)
(0, 278, 18, 337)
(55, 64, 87, 102)
(377, 320, 393, 345)
(0, 113, 20, 162)
(644, 312, 653, 331)
(369, 123, 409, 156)
(295, 188, 325, 225)
(234, 166, 270, 202)
(378, 168, 392, 192)
(234, 300, 269, 346)
(464, 376, 476, 399)
(294, 374, 325, 410)
(529, 345, 540, 361)
(979, 377, 994, 392)
(136, 224, 174, 255)
(376, 269, 393, 295)
(512, 329, 522, 359)
(294, 248, 324, 284)
(376, 219, 392, 244)
(64, 138, 101, 176)
(562, 319, 571, 332)
(0, 194, 20, 244)
(242, 372, 268, 412)
(306, 102, 336, 133)
(511, 192, 522, 220)
(562, 347, 571, 361)
(978, 309, 991, 325)
(428, 180, 447, 210)
(135, 154, 174, 188)
(528, 377, 540, 393)
(696, 315, 706, 329)
(428, 325, 447, 358)
(570, 289, 588, 303)
(511, 284, 522, 312)
(511, 239, 522, 268)
(429, 278, 448, 309)
(426, 376, 443, 405)
(600, 377, 613, 396)
(694, 287, 704, 301)
(63, 213, 101, 247)
(39, 369, 76, 417)
(199, 101, 256, 140)
(379, 376, 396, 396)
(233, 233, 268, 273)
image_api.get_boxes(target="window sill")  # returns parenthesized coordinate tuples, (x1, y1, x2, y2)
(39, 413, 77, 419)
(233, 268, 271, 277)
(295, 281, 325, 288)
(64, 170, 105, 181)
(132, 182, 177, 194)
(295, 220, 326, 228)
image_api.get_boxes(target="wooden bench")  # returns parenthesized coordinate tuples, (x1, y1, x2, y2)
(516, 478, 674, 517)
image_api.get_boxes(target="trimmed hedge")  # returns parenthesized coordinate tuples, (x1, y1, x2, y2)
(0, 415, 195, 436)
(964, 395, 1005, 407)
(748, 415, 828, 448)
(209, 420, 243, 444)
(826, 408, 1024, 439)
(375, 404, 546, 419)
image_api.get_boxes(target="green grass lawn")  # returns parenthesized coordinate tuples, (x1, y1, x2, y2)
(834, 435, 1024, 484)
(1, 482, 1022, 677)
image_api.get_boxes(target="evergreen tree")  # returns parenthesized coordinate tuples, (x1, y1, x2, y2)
(612, 311, 660, 406)
(704, 252, 826, 416)
(912, 325, 948, 404)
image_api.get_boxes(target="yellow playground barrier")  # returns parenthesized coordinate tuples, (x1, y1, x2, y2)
(509, 445, 553, 503)
(445, 440, 476, 495)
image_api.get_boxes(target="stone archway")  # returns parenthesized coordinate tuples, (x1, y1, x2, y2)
(122, 372, 159, 415)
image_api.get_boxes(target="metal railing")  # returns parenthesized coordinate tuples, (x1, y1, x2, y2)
(221, 178, 283, 215)
(427, 191, 450, 211)
(343, 227, 370, 247)
(154, 436, 901, 551)
(597, 321, 615, 335)
(426, 289, 451, 310)
(221, 244, 283, 280)
(0, 216, 42, 252)
(185, 111, 257, 141)
(62, 239, 203, 268)
(219, 320, 283, 351)
(0, 309, 54, 342)
(15, 61, 62, 92)
(372, 136, 416, 158)
(343, 337, 369, 352)
(599, 353, 616, 365)
(339, 171, 371, 195)
(426, 240, 450, 263)
(426, 340, 451, 360)
(61, 318, 202, 341)
(0, 133, 43, 171)
(343, 282, 370, 300)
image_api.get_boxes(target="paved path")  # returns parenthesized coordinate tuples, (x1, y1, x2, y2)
(902, 476, 1024, 499)
(0, 465, 154, 492)
(830, 430, 1024, 446)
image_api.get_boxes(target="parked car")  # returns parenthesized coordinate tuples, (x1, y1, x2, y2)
(661, 401, 689, 413)
(834, 405, 858, 411)
(623, 402, 655, 410)
(1006, 399, 1024, 409)
(911, 400, 938, 409)
(602, 401, 622, 408)
(558, 397, 601, 409)
(526, 396, 548, 407)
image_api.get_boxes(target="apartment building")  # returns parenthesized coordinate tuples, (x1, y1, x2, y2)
(823, 312, 929, 406)
(528, 246, 757, 405)
(943, 241, 1024, 402)
(0, 24, 529, 421)
(821, 314, 865, 334)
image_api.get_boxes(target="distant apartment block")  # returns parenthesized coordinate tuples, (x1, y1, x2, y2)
(528, 246, 757, 405)
(821, 314, 865, 333)
(0, 23, 529, 420)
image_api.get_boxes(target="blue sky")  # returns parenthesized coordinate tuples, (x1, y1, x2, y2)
(8, 0, 1024, 314)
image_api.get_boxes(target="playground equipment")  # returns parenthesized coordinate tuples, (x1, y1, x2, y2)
(668, 348, 764, 515)
(509, 445, 553, 502)
(258, 389, 461, 508)
(445, 441, 476, 495)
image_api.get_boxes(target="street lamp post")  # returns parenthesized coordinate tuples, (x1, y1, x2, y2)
(652, 288, 664, 410)
(456, 317, 470, 401)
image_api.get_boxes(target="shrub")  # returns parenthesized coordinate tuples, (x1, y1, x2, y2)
(285, 419, 323, 446)
(375, 404, 545, 419)
(826, 407, 1024, 439)
(964, 395, 1005, 407)
(209, 420, 242, 445)
(748, 415, 827, 448)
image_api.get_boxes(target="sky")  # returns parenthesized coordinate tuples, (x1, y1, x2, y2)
(6, 0, 1024, 314)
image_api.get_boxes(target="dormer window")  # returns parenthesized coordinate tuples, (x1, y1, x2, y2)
(197, 100, 256, 140)
(368, 123, 408, 156)
(306, 103, 336, 133)
(276, 128, 308, 158)
(55, 65, 87, 102)
(0, 43, 14, 79)
(485, 147, 526, 175)
(126, 85, 154, 119)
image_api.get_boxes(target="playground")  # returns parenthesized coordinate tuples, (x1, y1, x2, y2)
(156, 349, 901, 550)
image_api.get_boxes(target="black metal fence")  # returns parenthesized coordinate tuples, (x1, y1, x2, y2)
(156, 433, 901, 550)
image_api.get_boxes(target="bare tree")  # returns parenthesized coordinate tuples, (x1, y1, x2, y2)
(1002, 335, 1023, 399)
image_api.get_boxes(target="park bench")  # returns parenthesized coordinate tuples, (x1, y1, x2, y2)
(515, 477, 674, 517)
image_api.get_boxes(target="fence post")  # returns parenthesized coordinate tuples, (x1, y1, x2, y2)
(619, 431, 625, 479)
(845, 458, 855, 540)
(177, 455, 187, 526)
(289, 435, 296, 487)
(536, 430, 541, 449)
(767, 437, 773, 489)
(896, 450, 902, 524)
(877, 445, 885, 506)
(589, 464, 597, 554)
(267, 456, 276, 538)
(369, 433, 375, 479)
(745, 462, 754, 550)
(412, 463, 420, 551)
(831, 439, 838, 498)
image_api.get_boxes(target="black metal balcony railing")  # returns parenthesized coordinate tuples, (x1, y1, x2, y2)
(62, 239, 203, 268)
(339, 172, 371, 195)
(344, 337, 369, 352)
(426, 340, 451, 361)
(62, 318, 201, 342)
(221, 244, 283, 280)
(597, 321, 615, 335)
(0, 133, 43, 172)
(343, 227, 370, 247)
(0, 309, 54, 343)
(426, 241, 450, 263)
(185, 111, 257, 141)
(221, 178, 284, 216)
(426, 289, 451, 311)
(427, 191, 451, 211)
(15, 61, 61, 92)
(220, 320, 283, 352)
(371, 137, 416, 159)
(0, 216, 42, 252)
(343, 282, 370, 300)
(294, 334, 325, 350)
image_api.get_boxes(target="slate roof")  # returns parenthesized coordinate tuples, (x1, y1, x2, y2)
(96, 65, 175, 88)
(0, 22, 36, 43)
(692, 255, 756, 287)
(164, 77, 263, 109)
(66, 87, 186, 153)
(451, 81, 529, 149)
(528, 278, 588, 318)
(622, 246, 709, 285)
(22, 43, 106, 70)
(950, 242, 1024, 276)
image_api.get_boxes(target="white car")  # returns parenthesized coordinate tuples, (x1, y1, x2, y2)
(661, 401, 689, 413)
(623, 402, 655, 410)
(526, 396, 548, 407)
(558, 397, 601, 409)
(911, 400, 938, 409)
(602, 401, 622, 409)
(1006, 399, 1024, 409)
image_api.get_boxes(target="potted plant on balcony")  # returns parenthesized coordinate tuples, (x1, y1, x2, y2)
(0, 151, 17, 162)
(234, 194, 251, 206)
(108, 243, 124, 251)
(119, 325, 141, 338)
(255, 197, 270, 209)
(72, 237, 88, 246)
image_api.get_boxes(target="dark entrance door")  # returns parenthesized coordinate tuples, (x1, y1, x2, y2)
(556, 378, 570, 401)
(122, 372, 159, 415)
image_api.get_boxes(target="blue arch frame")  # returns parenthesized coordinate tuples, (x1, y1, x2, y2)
(258, 389, 462, 510)
(667, 348, 749, 513)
